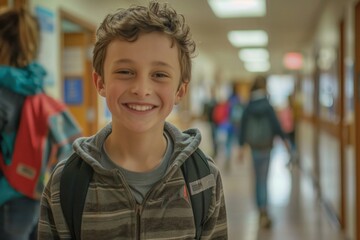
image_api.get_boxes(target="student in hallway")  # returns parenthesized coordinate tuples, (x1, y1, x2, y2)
(38, 1, 228, 239)
(238, 75, 290, 228)
(202, 87, 219, 158)
(0, 7, 81, 240)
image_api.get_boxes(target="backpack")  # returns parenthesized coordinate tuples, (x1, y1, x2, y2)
(212, 102, 229, 125)
(60, 148, 213, 240)
(0, 93, 81, 202)
(245, 111, 274, 149)
(229, 102, 244, 125)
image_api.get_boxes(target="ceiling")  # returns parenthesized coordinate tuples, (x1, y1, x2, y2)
(63, 0, 327, 81)
(153, 0, 326, 81)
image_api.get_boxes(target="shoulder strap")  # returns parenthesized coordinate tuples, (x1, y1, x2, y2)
(181, 148, 214, 240)
(60, 153, 93, 240)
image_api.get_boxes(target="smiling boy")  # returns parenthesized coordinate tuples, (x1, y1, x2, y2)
(38, 1, 228, 239)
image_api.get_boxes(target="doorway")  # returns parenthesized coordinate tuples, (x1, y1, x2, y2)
(60, 10, 98, 136)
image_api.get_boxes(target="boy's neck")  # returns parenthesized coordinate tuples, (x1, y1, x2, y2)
(104, 126, 167, 172)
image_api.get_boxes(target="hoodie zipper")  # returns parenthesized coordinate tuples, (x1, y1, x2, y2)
(115, 164, 182, 239)
(114, 170, 141, 239)
(135, 204, 142, 240)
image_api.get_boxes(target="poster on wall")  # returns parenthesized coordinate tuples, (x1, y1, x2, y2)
(64, 78, 83, 105)
(35, 6, 57, 89)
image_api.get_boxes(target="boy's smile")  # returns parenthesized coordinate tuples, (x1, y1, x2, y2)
(93, 32, 187, 133)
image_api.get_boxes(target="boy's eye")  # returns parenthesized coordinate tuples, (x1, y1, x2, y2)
(117, 70, 133, 75)
(153, 72, 169, 79)
(115, 69, 134, 79)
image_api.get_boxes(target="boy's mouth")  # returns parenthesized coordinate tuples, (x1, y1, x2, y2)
(126, 103, 155, 111)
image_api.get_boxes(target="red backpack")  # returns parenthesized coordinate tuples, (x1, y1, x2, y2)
(212, 102, 229, 125)
(0, 93, 81, 199)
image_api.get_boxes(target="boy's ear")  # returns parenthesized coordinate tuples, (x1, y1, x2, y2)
(175, 82, 188, 105)
(93, 71, 106, 97)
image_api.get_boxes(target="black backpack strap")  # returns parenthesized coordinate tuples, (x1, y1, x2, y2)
(60, 153, 93, 240)
(181, 148, 215, 240)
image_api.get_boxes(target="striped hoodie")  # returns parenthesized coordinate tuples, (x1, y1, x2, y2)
(38, 122, 228, 239)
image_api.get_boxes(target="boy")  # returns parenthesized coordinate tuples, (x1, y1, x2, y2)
(38, 1, 228, 239)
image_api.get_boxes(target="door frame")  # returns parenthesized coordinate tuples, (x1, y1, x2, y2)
(354, 2, 360, 239)
(59, 9, 98, 136)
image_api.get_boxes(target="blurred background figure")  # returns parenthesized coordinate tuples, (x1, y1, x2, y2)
(238, 75, 290, 229)
(224, 82, 244, 170)
(202, 87, 219, 158)
(277, 94, 298, 167)
(0, 7, 81, 240)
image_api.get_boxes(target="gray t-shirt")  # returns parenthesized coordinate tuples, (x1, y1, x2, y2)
(100, 132, 173, 204)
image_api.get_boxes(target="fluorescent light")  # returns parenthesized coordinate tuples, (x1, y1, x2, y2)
(244, 61, 270, 72)
(239, 48, 269, 62)
(228, 30, 268, 47)
(208, 0, 266, 18)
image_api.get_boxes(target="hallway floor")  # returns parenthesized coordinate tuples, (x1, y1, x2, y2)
(192, 120, 347, 240)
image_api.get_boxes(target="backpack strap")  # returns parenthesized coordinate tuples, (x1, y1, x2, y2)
(181, 148, 215, 240)
(60, 153, 93, 240)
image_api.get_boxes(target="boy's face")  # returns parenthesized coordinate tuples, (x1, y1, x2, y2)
(93, 32, 187, 133)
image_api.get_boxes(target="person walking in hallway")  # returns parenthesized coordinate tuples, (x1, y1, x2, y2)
(202, 87, 219, 158)
(238, 75, 290, 229)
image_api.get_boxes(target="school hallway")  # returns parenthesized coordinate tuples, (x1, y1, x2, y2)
(191, 119, 347, 240)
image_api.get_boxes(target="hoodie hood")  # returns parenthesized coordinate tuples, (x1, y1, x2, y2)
(72, 122, 202, 176)
(247, 89, 271, 115)
(0, 62, 46, 95)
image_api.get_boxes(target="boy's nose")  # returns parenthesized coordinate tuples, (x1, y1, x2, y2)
(131, 77, 152, 97)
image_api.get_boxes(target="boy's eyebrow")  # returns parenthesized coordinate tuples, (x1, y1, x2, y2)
(113, 59, 133, 65)
(113, 59, 175, 70)
(152, 61, 175, 70)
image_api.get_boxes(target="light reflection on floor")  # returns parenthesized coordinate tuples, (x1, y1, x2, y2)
(268, 142, 292, 207)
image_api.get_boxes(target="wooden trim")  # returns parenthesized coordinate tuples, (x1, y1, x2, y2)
(0, 0, 8, 8)
(0, 0, 29, 9)
(354, 2, 360, 239)
(339, 18, 346, 230)
(300, 113, 343, 139)
(345, 122, 356, 145)
(300, 113, 315, 124)
(14, 0, 27, 9)
(318, 118, 340, 138)
(59, 8, 96, 33)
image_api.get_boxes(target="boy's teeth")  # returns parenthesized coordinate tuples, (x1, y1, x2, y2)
(128, 104, 153, 111)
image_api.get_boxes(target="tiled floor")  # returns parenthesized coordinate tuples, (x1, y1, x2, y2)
(192, 120, 347, 240)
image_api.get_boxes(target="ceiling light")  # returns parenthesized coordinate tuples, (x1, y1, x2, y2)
(228, 30, 268, 47)
(244, 61, 270, 72)
(239, 48, 269, 62)
(208, 0, 266, 18)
